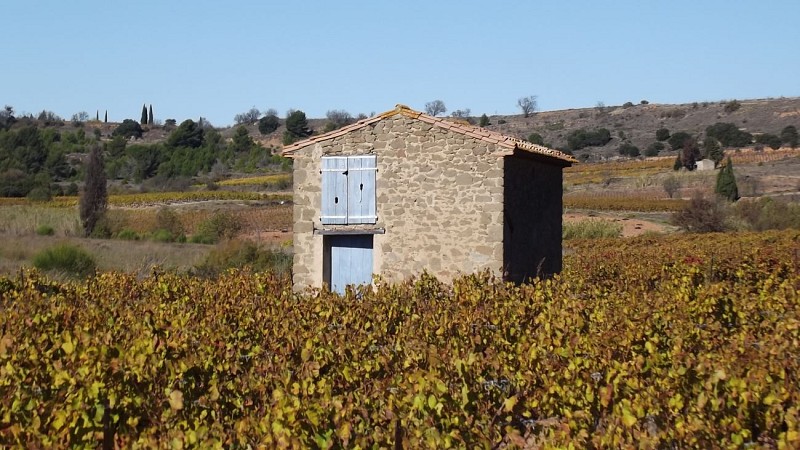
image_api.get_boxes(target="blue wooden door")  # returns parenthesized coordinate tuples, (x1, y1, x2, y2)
(329, 235, 373, 294)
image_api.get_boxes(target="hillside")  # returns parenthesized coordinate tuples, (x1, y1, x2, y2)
(7, 97, 799, 158)
(237, 97, 800, 159)
(483, 97, 800, 160)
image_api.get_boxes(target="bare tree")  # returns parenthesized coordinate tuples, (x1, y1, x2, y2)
(233, 107, 261, 125)
(424, 100, 447, 117)
(71, 111, 89, 125)
(517, 96, 538, 118)
(325, 109, 353, 130)
(450, 108, 471, 119)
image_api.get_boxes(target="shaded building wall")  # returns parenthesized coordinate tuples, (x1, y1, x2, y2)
(290, 114, 506, 291)
(503, 153, 565, 282)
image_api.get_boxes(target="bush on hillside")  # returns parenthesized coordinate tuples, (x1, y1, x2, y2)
(566, 128, 611, 151)
(645, 142, 664, 157)
(723, 99, 741, 113)
(705, 122, 753, 148)
(112, 119, 144, 139)
(781, 125, 798, 148)
(258, 114, 280, 135)
(668, 131, 692, 151)
(527, 133, 544, 145)
(617, 143, 640, 157)
(754, 133, 782, 150)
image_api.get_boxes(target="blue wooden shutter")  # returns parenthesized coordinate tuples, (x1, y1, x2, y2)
(346, 155, 377, 224)
(321, 157, 348, 224)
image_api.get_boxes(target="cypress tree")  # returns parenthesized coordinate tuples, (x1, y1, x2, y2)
(104, 110, 107, 123)
(80, 144, 108, 236)
(141, 104, 147, 125)
(715, 157, 739, 202)
(96, 110, 99, 121)
(148, 104, 154, 125)
(673, 156, 682, 171)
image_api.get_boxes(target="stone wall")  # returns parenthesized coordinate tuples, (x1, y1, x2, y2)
(291, 114, 506, 290)
(503, 153, 564, 282)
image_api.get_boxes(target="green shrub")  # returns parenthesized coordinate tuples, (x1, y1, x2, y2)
(732, 197, 800, 231)
(754, 133, 782, 150)
(563, 220, 622, 240)
(35, 225, 55, 236)
(645, 142, 664, 157)
(26, 187, 52, 202)
(116, 228, 140, 240)
(189, 234, 215, 245)
(32, 244, 96, 277)
(706, 122, 752, 148)
(527, 133, 544, 146)
(193, 239, 292, 277)
(89, 214, 113, 239)
(191, 211, 241, 244)
(781, 125, 798, 148)
(617, 143, 640, 157)
(668, 131, 692, 151)
(566, 128, 612, 151)
(723, 99, 741, 113)
(656, 128, 670, 142)
(155, 207, 184, 239)
(151, 229, 175, 243)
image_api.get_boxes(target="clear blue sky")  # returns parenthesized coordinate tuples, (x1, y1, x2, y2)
(3, 1, 798, 127)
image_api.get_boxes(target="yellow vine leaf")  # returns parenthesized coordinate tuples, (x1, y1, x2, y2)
(169, 390, 184, 411)
(503, 395, 518, 412)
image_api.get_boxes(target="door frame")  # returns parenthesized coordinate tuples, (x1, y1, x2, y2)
(323, 234, 375, 293)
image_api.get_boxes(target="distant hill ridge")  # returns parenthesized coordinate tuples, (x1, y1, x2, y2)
(11, 97, 800, 160)
(479, 97, 800, 160)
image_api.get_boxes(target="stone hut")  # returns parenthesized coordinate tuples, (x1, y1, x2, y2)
(695, 159, 716, 171)
(282, 105, 576, 293)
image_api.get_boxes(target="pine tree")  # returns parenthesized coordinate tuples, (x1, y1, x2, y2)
(148, 104, 154, 125)
(715, 157, 739, 202)
(141, 104, 147, 125)
(80, 144, 108, 236)
(479, 114, 490, 127)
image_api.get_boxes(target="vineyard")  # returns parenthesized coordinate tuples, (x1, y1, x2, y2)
(1, 231, 799, 447)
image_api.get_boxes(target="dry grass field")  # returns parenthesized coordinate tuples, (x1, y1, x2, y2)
(0, 201, 293, 276)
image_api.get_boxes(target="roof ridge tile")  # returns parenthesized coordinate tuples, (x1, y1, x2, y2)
(282, 104, 576, 163)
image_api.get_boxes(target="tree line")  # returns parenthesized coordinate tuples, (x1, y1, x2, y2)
(0, 106, 291, 199)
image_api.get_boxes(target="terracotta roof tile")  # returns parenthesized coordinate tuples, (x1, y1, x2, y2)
(282, 104, 576, 164)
